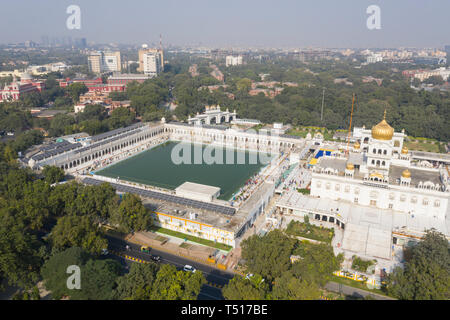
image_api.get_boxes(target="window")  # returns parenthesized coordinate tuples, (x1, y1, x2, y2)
(370, 200, 377, 206)
(322, 216, 328, 222)
(335, 184, 340, 191)
(316, 182, 322, 188)
(354, 188, 360, 195)
(389, 193, 395, 200)
(434, 200, 440, 207)
(400, 194, 406, 202)
(329, 217, 335, 223)
(354, 198, 359, 204)
(411, 196, 417, 204)
(315, 214, 321, 220)
(325, 183, 331, 190)
(389, 203, 393, 209)
(423, 198, 429, 206)
(371, 160, 375, 165)
(345, 185, 350, 193)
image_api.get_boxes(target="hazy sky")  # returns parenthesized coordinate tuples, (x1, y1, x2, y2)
(1, 0, 449, 48)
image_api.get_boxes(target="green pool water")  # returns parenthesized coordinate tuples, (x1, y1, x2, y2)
(95, 141, 268, 200)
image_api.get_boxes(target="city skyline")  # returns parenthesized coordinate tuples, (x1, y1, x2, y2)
(1, 0, 449, 48)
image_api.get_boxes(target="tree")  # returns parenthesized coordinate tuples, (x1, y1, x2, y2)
(150, 264, 205, 300)
(222, 275, 267, 300)
(291, 242, 343, 286)
(40, 247, 90, 299)
(114, 262, 160, 300)
(386, 229, 449, 300)
(272, 271, 320, 300)
(0, 206, 43, 288)
(42, 165, 65, 184)
(41, 247, 121, 300)
(50, 215, 108, 255)
(67, 82, 88, 103)
(110, 193, 152, 233)
(70, 259, 121, 300)
(236, 78, 252, 92)
(424, 75, 444, 86)
(106, 107, 135, 130)
(241, 229, 296, 281)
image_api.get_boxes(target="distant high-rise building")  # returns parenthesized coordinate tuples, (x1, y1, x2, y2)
(225, 55, 243, 67)
(88, 52, 102, 73)
(138, 47, 164, 73)
(142, 52, 162, 77)
(88, 51, 122, 74)
(74, 37, 87, 48)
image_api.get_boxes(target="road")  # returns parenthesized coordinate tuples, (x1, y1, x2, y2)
(324, 281, 395, 300)
(106, 236, 235, 300)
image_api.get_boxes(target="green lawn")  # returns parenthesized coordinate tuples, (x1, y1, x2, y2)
(149, 226, 232, 251)
(404, 140, 441, 153)
(285, 220, 334, 243)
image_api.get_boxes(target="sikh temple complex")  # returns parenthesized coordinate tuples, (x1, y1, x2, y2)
(310, 112, 449, 220)
(277, 111, 449, 272)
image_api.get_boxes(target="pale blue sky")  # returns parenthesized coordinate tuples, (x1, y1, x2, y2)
(1, 0, 449, 47)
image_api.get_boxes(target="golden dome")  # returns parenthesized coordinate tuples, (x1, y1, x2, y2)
(354, 141, 360, 149)
(402, 169, 411, 178)
(370, 172, 383, 179)
(346, 162, 354, 170)
(401, 146, 408, 154)
(371, 110, 394, 140)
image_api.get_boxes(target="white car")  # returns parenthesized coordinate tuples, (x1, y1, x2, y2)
(101, 248, 109, 255)
(183, 265, 196, 273)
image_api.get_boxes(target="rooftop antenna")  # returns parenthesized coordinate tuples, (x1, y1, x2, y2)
(346, 93, 356, 157)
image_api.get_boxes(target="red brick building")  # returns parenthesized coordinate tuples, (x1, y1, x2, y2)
(0, 73, 45, 102)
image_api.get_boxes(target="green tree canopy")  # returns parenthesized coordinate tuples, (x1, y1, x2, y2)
(241, 229, 296, 281)
(150, 264, 205, 300)
(50, 215, 107, 255)
(114, 262, 160, 300)
(110, 193, 152, 233)
(387, 229, 449, 300)
(222, 275, 267, 300)
(42, 165, 65, 184)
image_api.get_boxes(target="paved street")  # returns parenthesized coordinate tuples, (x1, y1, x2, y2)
(107, 236, 234, 300)
(325, 281, 395, 300)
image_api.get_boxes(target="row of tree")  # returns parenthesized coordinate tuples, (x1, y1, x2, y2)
(40, 247, 205, 300)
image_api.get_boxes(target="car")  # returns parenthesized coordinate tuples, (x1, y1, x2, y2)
(183, 265, 196, 273)
(101, 248, 109, 255)
(245, 273, 254, 279)
(151, 255, 161, 262)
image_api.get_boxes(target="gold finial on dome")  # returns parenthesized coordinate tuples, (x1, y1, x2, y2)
(346, 162, 354, 170)
(401, 146, 408, 154)
(354, 141, 360, 149)
(402, 169, 411, 178)
(371, 109, 394, 140)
